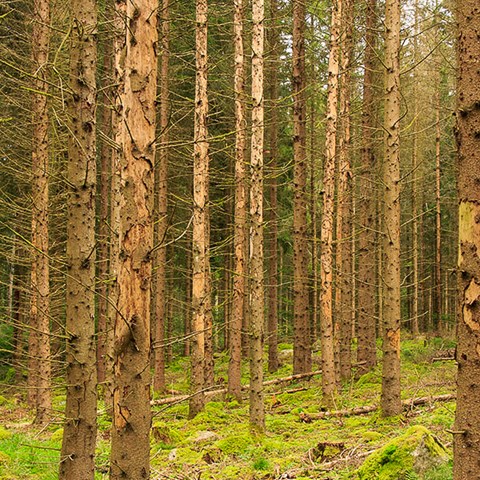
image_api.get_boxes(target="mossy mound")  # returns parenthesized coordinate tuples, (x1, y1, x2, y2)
(0, 451, 10, 465)
(151, 421, 184, 447)
(357, 425, 449, 480)
(50, 428, 63, 442)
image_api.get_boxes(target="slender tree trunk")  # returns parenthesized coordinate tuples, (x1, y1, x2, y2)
(410, 0, 420, 336)
(266, 0, 279, 374)
(453, 2, 480, 477)
(59, 0, 97, 475)
(337, 0, 354, 382)
(110, 0, 158, 476)
(434, 88, 442, 332)
(320, 0, 341, 406)
(292, 0, 311, 375)
(228, 0, 247, 400)
(356, 0, 377, 376)
(189, 0, 210, 417)
(380, 0, 402, 417)
(184, 246, 192, 357)
(152, 0, 170, 393)
(249, 0, 265, 432)
(30, 0, 51, 425)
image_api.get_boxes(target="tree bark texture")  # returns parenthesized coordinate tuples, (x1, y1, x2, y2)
(228, 0, 247, 401)
(453, 1, 480, 478)
(380, 0, 402, 417)
(320, 0, 341, 406)
(59, 0, 97, 476)
(152, 0, 170, 393)
(29, 0, 51, 425)
(356, 0, 378, 376)
(249, 0, 265, 433)
(110, 0, 158, 476)
(189, 0, 211, 418)
(292, 0, 311, 376)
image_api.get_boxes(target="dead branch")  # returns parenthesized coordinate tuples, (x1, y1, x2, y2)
(151, 369, 322, 406)
(299, 393, 456, 422)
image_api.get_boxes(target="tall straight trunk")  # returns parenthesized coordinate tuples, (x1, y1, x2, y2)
(266, 0, 279, 374)
(97, 14, 113, 391)
(356, 0, 377, 376)
(30, 0, 51, 424)
(59, 0, 97, 475)
(189, 0, 210, 417)
(337, 0, 354, 382)
(410, 0, 420, 336)
(152, 0, 170, 393)
(380, 0, 402, 417)
(434, 89, 442, 332)
(249, 0, 265, 432)
(184, 246, 192, 357)
(228, 0, 247, 400)
(110, 0, 158, 476)
(292, 0, 310, 375)
(453, 1, 480, 476)
(320, 0, 341, 406)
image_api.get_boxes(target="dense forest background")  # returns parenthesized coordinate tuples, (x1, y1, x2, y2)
(0, 0, 471, 477)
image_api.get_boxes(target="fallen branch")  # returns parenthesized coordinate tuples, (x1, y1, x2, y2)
(299, 393, 456, 422)
(151, 369, 322, 406)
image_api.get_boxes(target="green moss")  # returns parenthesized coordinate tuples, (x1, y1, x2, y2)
(0, 452, 10, 465)
(215, 433, 254, 456)
(357, 426, 449, 480)
(50, 428, 63, 442)
(0, 396, 12, 407)
(252, 456, 270, 471)
(0, 427, 12, 441)
(174, 447, 203, 465)
(362, 431, 384, 442)
(151, 421, 184, 447)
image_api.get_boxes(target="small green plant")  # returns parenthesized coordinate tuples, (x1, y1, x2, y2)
(253, 456, 270, 471)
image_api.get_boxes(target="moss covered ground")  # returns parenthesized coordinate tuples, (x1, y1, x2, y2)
(0, 336, 456, 479)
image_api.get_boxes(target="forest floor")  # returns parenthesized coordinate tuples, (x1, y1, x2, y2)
(0, 336, 456, 479)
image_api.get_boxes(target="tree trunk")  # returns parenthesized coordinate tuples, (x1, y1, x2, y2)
(29, 0, 51, 425)
(337, 0, 354, 382)
(110, 0, 158, 476)
(189, 0, 211, 418)
(228, 0, 247, 401)
(292, 0, 311, 375)
(266, 0, 279, 375)
(320, 0, 341, 406)
(59, 0, 97, 475)
(249, 0, 265, 432)
(453, 1, 480, 477)
(434, 88, 442, 333)
(152, 0, 170, 393)
(356, 0, 378, 376)
(380, 0, 402, 417)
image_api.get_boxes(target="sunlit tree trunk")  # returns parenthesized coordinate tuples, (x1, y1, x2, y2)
(29, 0, 51, 425)
(189, 0, 211, 417)
(249, 0, 265, 432)
(320, 0, 341, 406)
(292, 0, 311, 375)
(453, 1, 480, 477)
(228, 0, 247, 400)
(110, 0, 158, 476)
(380, 0, 402, 417)
(59, 0, 97, 475)
(337, 0, 354, 382)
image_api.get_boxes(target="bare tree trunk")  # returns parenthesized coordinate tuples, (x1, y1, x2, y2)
(356, 0, 378, 376)
(228, 0, 247, 400)
(380, 0, 402, 417)
(292, 0, 311, 375)
(337, 0, 354, 382)
(59, 0, 97, 475)
(453, 2, 480, 477)
(266, 0, 279, 374)
(189, 0, 210, 417)
(434, 88, 442, 333)
(152, 0, 170, 393)
(249, 0, 265, 432)
(320, 0, 341, 406)
(29, 0, 51, 425)
(110, 0, 158, 476)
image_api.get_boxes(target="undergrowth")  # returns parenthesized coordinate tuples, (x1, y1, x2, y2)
(0, 336, 456, 479)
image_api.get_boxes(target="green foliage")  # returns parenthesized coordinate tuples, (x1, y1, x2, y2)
(252, 456, 270, 471)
